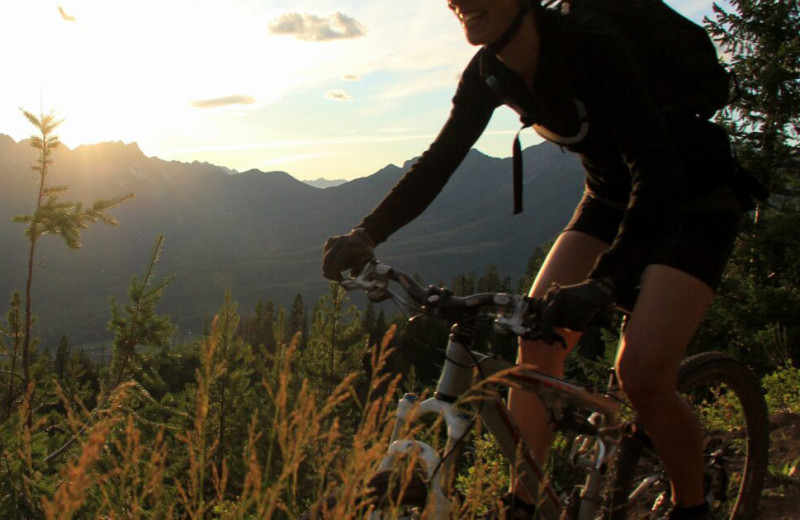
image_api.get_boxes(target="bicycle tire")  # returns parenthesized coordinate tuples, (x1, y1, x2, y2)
(606, 351, 769, 520)
(300, 469, 428, 519)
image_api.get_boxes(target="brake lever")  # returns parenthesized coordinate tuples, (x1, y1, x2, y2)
(518, 297, 568, 349)
(339, 261, 391, 302)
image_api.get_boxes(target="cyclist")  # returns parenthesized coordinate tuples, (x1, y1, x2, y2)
(323, 0, 750, 518)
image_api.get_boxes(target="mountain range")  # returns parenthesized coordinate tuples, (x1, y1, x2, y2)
(0, 133, 584, 350)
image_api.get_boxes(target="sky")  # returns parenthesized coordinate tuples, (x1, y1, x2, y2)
(0, 0, 724, 181)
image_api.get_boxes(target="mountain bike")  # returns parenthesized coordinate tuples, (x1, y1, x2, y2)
(303, 260, 769, 519)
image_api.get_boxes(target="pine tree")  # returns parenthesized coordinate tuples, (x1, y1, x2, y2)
(516, 242, 551, 294)
(373, 309, 388, 347)
(287, 293, 308, 348)
(691, 1, 800, 370)
(107, 235, 174, 390)
(362, 301, 376, 344)
(63, 348, 93, 405)
(273, 305, 286, 348)
(477, 265, 502, 293)
(246, 300, 276, 353)
(451, 271, 477, 296)
(43, 236, 173, 464)
(0, 292, 24, 420)
(706, 0, 800, 196)
(14, 109, 133, 393)
(53, 335, 70, 380)
(208, 290, 257, 488)
(305, 282, 364, 395)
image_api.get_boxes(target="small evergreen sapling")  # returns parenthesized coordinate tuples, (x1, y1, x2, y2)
(13, 108, 133, 398)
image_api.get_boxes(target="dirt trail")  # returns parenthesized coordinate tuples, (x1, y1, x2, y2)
(757, 412, 800, 519)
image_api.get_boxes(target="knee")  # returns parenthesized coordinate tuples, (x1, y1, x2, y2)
(616, 348, 677, 411)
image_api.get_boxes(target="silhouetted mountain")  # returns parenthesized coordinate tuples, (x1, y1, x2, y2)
(0, 135, 584, 349)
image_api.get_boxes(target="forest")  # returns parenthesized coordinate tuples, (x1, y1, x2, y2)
(0, 0, 797, 518)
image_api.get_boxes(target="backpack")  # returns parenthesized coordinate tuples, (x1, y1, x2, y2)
(557, 0, 731, 119)
(485, 0, 734, 214)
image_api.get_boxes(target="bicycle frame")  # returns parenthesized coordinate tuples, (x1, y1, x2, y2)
(336, 263, 766, 520)
(374, 323, 626, 520)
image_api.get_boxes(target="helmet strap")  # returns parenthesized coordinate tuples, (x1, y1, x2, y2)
(485, 1, 531, 55)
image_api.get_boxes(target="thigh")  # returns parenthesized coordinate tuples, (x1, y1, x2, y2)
(522, 193, 613, 366)
(529, 230, 610, 297)
(529, 190, 617, 297)
(616, 264, 715, 387)
(521, 230, 610, 367)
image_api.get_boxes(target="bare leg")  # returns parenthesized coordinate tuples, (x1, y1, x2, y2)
(616, 265, 714, 507)
(508, 231, 609, 502)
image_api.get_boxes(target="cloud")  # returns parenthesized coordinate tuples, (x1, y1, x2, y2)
(58, 6, 76, 22)
(268, 12, 366, 41)
(191, 95, 256, 109)
(343, 74, 361, 81)
(324, 90, 352, 101)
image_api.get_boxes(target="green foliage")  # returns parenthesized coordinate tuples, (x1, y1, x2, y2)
(0, 291, 24, 420)
(206, 290, 259, 490)
(451, 271, 477, 296)
(0, 5, 797, 515)
(768, 456, 800, 483)
(107, 235, 175, 390)
(53, 336, 70, 380)
(706, 0, 799, 196)
(516, 240, 552, 294)
(694, 383, 748, 433)
(455, 431, 510, 515)
(13, 110, 133, 249)
(684, 1, 800, 373)
(303, 282, 365, 396)
(287, 293, 308, 349)
(763, 362, 800, 414)
(692, 210, 800, 373)
(61, 347, 98, 409)
(13, 108, 133, 398)
(477, 264, 512, 294)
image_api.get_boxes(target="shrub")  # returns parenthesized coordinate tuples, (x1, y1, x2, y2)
(763, 362, 800, 414)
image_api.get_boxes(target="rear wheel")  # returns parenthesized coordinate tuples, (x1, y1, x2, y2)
(607, 352, 769, 520)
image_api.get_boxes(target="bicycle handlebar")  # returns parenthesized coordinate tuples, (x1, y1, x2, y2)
(340, 260, 543, 339)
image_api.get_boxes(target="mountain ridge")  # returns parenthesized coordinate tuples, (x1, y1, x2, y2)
(0, 134, 584, 349)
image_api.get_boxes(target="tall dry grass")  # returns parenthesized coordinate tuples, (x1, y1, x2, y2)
(4, 319, 512, 519)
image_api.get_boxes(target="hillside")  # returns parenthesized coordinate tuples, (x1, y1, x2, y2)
(0, 135, 584, 349)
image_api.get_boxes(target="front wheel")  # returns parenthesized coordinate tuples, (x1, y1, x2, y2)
(300, 469, 428, 519)
(607, 352, 769, 520)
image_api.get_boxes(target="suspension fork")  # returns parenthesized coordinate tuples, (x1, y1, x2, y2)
(388, 324, 477, 444)
(380, 326, 477, 519)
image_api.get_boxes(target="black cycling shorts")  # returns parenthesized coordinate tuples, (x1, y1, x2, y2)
(564, 188, 743, 297)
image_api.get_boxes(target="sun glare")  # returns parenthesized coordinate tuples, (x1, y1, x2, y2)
(1, 0, 474, 179)
(2, 0, 318, 149)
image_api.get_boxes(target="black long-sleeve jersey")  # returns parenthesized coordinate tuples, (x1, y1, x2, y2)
(357, 8, 735, 297)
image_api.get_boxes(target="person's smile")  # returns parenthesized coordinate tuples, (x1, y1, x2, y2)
(448, 0, 517, 46)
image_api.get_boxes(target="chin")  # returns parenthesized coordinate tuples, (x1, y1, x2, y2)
(463, 30, 487, 47)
